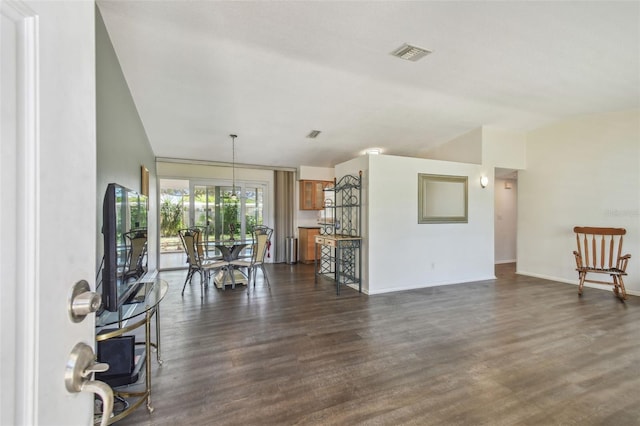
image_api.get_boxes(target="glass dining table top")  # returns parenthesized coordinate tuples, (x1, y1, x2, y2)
(200, 238, 253, 261)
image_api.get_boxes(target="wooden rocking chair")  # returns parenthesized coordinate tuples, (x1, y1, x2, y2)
(573, 226, 631, 300)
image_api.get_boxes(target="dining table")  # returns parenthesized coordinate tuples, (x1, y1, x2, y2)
(201, 238, 253, 289)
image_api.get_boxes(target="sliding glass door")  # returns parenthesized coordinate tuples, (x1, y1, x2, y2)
(159, 179, 190, 269)
(159, 178, 266, 270)
(191, 181, 266, 241)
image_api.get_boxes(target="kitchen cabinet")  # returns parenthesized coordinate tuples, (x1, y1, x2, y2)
(299, 180, 332, 210)
(298, 227, 320, 263)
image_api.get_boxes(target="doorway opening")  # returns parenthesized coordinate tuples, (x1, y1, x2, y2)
(494, 168, 518, 277)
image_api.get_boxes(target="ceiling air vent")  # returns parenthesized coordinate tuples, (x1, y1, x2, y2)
(391, 43, 432, 62)
(306, 130, 321, 139)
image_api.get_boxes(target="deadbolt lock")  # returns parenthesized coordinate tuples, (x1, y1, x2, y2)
(69, 280, 102, 322)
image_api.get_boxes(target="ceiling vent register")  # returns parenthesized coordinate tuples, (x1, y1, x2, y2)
(391, 43, 432, 62)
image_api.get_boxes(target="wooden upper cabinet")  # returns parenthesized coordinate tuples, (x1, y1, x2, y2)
(299, 180, 332, 210)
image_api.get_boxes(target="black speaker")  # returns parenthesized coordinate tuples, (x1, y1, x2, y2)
(96, 330, 135, 377)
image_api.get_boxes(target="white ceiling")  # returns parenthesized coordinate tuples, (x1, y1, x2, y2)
(97, 1, 640, 169)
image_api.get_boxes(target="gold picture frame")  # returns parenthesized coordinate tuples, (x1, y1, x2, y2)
(418, 173, 468, 223)
(141, 165, 149, 196)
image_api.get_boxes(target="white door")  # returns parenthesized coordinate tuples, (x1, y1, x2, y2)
(1, 1, 97, 424)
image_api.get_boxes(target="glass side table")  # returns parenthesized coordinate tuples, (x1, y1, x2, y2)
(95, 278, 168, 425)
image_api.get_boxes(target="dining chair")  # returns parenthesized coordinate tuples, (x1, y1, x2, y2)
(230, 225, 273, 291)
(192, 226, 223, 261)
(122, 229, 148, 281)
(178, 228, 228, 297)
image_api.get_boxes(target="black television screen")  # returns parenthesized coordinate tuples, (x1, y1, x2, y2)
(101, 183, 148, 312)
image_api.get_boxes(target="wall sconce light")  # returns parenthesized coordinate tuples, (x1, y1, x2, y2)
(480, 176, 489, 188)
(505, 181, 512, 189)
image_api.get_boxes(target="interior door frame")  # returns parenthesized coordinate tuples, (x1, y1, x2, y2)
(1, 1, 39, 424)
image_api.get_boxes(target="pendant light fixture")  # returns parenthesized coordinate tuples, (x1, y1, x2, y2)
(230, 134, 238, 201)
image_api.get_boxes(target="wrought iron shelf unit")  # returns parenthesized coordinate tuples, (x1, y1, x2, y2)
(314, 171, 362, 295)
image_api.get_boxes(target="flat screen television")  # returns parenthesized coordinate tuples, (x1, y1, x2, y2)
(100, 183, 148, 312)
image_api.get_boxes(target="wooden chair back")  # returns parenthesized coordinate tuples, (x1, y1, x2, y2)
(573, 226, 626, 271)
(573, 226, 631, 300)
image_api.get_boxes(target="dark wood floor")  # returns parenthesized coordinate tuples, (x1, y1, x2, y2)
(116, 263, 640, 425)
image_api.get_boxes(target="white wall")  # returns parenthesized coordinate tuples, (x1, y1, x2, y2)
(518, 109, 640, 295)
(426, 126, 524, 271)
(426, 127, 483, 164)
(157, 161, 274, 186)
(298, 165, 334, 181)
(495, 178, 517, 263)
(335, 156, 368, 186)
(482, 127, 526, 169)
(428, 126, 526, 169)
(297, 210, 323, 228)
(361, 154, 494, 294)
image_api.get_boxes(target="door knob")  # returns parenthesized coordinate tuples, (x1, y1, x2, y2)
(69, 280, 102, 322)
(65, 342, 113, 426)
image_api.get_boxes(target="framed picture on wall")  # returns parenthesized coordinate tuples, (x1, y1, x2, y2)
(418, 173, 468, 223)
(141, 165, 149, 196)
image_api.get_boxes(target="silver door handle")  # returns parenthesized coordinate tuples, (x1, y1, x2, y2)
(69, 280, 102, 322)
(65, 342, 113, 426)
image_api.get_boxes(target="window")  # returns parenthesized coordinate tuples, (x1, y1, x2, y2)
(191, 183, 264, 240)
(159, 178, 267, 270)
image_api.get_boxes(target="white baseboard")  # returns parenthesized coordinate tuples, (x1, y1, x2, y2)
(367, 275, 496, 295)
(516, 270, 639, 297)
(349, 272, 638, 298)
(495, 259, 516, 265)
(346, 283, 369, 295)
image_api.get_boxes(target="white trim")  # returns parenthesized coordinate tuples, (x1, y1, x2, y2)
(515, 270, 575, 285)
(346, 283, 369, 295)
(367, 275, 497, 295)
(2, 1, 39, 424)
(495, 259, 516, 264)
(516, 270, 640, 297)
(157, 156, 297, 172)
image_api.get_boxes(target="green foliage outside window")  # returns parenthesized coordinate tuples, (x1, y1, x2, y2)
(223, 199, 240, 237)
(160, 198, 184, 237)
